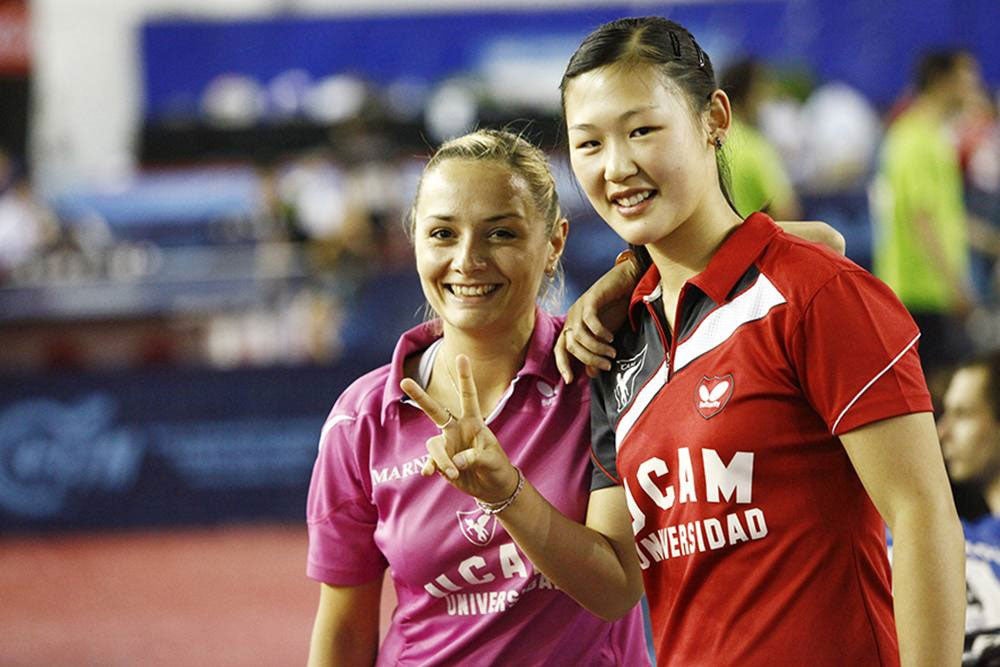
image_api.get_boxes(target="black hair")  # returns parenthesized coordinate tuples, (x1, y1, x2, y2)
(915, 48, 972, 93)
(559, 16, 736, 272)
(957, 350, 1000, 422)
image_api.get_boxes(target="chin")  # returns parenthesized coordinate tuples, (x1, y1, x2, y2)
(445, 313, 498, 331)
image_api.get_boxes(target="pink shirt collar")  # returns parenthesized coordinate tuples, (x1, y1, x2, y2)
(379, 307, 564, 425)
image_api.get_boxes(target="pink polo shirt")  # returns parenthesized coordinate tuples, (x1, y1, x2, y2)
(307, 309, 648, 666)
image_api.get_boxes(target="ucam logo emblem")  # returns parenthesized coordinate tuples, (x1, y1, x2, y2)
(614, 345, 648, 411)
(456, 508, 497, 546)
(696, 374, 734, 419)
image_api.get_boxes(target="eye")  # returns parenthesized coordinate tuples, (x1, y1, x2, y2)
(574, 139, 600, 150)
(429, 228, 454, 240)
(489, 228, 516, 240)
(630, 126, 657, 138)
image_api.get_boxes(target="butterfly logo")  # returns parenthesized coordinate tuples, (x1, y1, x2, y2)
(696, 375, 734, 419)
(536, 380, 557, 408)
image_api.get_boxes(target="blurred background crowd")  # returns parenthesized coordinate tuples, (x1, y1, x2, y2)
(2, 0, 1000, 662)
(4, 0, 1000, 543)
(4, 0, 1000, 529)
(2, 0, 997, 379)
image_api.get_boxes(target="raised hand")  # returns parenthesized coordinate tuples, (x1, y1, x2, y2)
(400, 354, 519, 503)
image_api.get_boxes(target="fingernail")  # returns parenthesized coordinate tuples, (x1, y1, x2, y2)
(446, 467, 459, 480)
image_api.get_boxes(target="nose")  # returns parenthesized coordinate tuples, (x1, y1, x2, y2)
(454, 235, 487, 273)
(604, 140, 638, 183)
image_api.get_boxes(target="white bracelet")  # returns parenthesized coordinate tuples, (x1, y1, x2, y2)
(476, 467, 524, 515)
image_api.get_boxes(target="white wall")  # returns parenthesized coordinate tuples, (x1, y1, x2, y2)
(31, 0, 280, 192)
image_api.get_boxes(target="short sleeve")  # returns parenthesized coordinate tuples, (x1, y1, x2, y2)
(789, 269, 932, 435)
(590, 377, 620, 490)
(306, 412, 388, 585)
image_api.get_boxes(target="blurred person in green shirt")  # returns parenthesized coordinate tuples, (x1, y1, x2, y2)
(872, 49, 988, 379)
(720, 58, 801, 221)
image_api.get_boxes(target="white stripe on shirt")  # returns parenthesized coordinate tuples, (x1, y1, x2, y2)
(319, 414, 356, 449)
(673, 274, 786, 372)
(615, 361, 668, 450)
(831, 332, 921, 434)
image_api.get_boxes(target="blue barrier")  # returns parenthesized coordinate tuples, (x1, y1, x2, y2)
(0, 359, 383, 532)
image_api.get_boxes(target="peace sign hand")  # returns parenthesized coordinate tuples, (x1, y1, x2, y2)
(400, 354, 519, 503)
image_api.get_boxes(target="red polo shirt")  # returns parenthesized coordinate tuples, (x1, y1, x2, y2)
(591, 213, 931, 665)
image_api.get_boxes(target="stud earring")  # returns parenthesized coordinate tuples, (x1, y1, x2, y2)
(714, 136, 724, 150)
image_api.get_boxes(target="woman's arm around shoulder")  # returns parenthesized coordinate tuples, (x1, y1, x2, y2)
(840, 412, 965, 667)
(308, 577, 382, 667)
(554, 220, 845, 381)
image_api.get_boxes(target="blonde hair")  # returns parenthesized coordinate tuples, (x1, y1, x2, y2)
(407, 128, 566, 313)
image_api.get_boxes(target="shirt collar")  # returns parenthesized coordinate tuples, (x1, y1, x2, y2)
(627, 212, 779, 327)
(380, 307, 564, 425)
(690, 212, 779, 304)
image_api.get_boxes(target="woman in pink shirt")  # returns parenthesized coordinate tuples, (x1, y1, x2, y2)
(305, 129, 650, 666)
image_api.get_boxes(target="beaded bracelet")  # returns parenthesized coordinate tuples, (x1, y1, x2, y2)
(476, 467, 525, 515)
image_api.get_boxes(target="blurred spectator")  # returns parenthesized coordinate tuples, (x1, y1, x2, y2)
(0, 150, 59, 281)
(719, 58, 801, 219)
(274, 149, 376, 275)
(798, 82, 881, 193)
(958, 88, 1000, 304)
(871, 49, 990, 379)
(938, 351, 1000, 664)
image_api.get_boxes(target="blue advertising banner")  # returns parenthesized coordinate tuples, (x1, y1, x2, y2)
(0, 359, 383, 532)
(141, 1, 999, 120)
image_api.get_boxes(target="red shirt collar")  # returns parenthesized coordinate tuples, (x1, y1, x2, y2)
(627, 213, 780, 327)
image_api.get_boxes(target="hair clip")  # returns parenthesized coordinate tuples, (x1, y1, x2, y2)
(690, 36, 705, 68)
(669, 32, 681, 57)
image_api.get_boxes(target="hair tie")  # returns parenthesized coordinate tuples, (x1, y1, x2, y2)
(669, 32, 681, 57)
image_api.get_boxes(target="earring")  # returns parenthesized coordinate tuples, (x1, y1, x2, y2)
(714, 136, 724, 150)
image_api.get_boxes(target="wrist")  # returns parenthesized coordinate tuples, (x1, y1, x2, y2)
(614, 248, 635, 267)
(614, 249, 641, 283)
(476, 467, 524, 515)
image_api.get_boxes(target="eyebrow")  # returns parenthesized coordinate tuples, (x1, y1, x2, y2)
(568, 105, 658, 131)
(424, 212, 525, 223)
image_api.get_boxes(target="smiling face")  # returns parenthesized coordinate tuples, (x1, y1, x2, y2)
(564, 63, 720, 249)
(413, 158, 565, 338)
(939, 365, 1000, 485)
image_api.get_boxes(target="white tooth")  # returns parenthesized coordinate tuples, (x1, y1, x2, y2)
(618, 191, 650, 207)
(452, 284, 496, 296)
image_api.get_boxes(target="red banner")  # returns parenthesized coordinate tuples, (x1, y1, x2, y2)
(0, 1, 29, 76)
